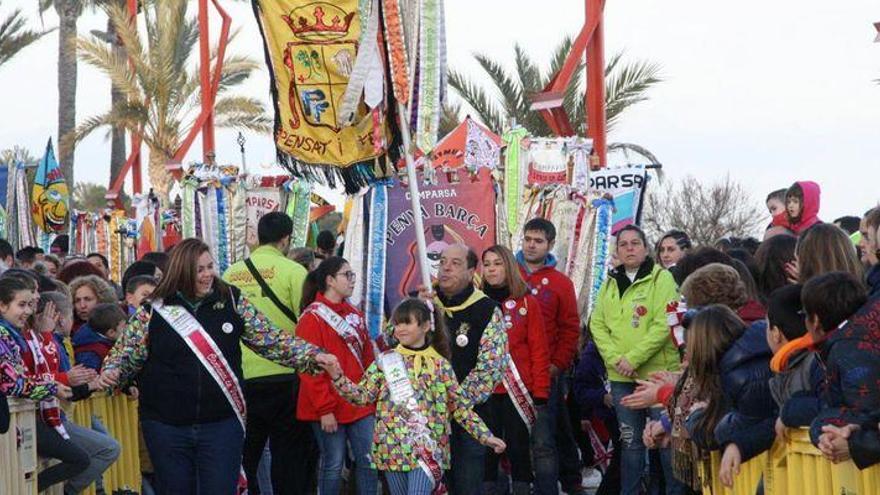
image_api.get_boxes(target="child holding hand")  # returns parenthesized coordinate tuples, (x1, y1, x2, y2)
(319, 298, 506, 495)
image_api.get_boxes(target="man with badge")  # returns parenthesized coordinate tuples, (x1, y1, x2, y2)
(417, 243, 508, 495)
(224, 212, 315, 494)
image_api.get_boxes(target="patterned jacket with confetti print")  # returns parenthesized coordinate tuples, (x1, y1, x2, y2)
(332, 344, 492, 471)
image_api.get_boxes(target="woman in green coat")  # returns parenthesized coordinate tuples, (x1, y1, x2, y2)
(590, 225, 681, 495)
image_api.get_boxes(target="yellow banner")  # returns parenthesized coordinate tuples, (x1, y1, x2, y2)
(254, 0, 389, 171)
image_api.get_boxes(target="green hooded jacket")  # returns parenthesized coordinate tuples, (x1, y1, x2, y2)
(590, 259, 680, 382)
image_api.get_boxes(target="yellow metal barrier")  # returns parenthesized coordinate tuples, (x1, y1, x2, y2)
(701, 428, 880, 495)
(1, 399, 39, 494)
(68, 391, 142, 494)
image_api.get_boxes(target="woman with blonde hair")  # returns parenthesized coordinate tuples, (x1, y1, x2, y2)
(69, 275, 117, 333)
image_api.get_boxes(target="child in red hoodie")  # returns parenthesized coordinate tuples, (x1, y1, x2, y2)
(772, 181, 822, 234)
(296, 257, 377, 495)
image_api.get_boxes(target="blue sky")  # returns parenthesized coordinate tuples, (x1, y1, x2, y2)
(1, 0, 879, 220)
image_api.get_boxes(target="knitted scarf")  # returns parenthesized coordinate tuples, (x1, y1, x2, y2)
(667, 371, 702, 491)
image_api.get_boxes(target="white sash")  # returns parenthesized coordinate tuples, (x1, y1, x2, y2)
(307, 303, 366, 369)
(501, 300, 538, 431)
(379, 351, 445, 493)
(152, 299, 249, 494)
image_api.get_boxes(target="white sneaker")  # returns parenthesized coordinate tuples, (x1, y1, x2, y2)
(582, 467, 603, 489)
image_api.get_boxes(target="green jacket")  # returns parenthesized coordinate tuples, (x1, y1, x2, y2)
(223, 245, 308, 380)
(590, 260, 680, 382)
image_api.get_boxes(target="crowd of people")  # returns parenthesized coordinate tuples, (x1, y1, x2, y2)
(1, 178, 880, 495)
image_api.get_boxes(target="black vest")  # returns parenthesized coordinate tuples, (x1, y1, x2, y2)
(137, 286, 246, 425)
(439, 286, 499, 385)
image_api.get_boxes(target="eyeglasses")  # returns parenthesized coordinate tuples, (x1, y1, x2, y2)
(337, 271, 357, 282)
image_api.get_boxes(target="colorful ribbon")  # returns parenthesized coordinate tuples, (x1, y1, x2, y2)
(365, 183, 388, 338)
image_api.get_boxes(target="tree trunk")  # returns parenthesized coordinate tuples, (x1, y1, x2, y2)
(107, 13, 127, 188)
(56, 1, 81, 187)
(147, 147, 171, 204)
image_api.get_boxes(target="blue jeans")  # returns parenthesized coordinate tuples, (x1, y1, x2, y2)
(532, 376, 563, 495)
(256, 444, 273, 495)
(610, 381, 685, 495)
(311, 415, 378, 495)
(448, 420, 487, 495)
(142, 417, 245, 495)
(65, 420, 121, 492)
(385, 469, 434, 495)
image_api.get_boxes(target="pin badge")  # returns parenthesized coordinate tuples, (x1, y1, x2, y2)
(222, 322, 234, 334)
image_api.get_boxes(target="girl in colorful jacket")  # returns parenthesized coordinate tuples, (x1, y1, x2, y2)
(296, 257, 377, 495)
(321, 298, 506, 495)
(480, 245, 550, 494)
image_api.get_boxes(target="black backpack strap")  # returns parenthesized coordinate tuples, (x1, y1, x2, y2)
(244, 258, 299, 324)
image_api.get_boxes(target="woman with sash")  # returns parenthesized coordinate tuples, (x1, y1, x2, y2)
(321, 298, 506, 495)
(95, 239, 336, 495)
(296, 256, 378, 495)
(479, 245, 551, 494)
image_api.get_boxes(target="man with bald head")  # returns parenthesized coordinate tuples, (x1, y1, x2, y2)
(419, 243, 508, 495)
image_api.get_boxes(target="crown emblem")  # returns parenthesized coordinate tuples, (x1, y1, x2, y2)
(283, 3, 355, 41)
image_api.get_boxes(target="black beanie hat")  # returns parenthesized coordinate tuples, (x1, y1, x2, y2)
(767, 284, 807, 341)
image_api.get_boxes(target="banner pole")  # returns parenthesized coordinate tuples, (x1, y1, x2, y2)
(397, 102, 433, 291)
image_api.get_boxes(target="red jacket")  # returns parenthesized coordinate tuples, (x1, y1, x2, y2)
(771, 180, 821, 234)
(296, 293, 375, 423)
(493, 294, 551, 399)
(519, 259, 581, 371)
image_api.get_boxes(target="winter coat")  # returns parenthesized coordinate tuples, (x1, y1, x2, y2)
(102, 285, 323, 426)
(516, 252, 581, 372)
(72, 323, 114, 371)
(771, 180, 822, 234)
(810, 295, 880, 447)
(769, 349, 822, 428)
(296, 293, 376, 424)
(590, 258, 681, 382)
(713, 320, 777, 462)
(866, 264, 880, 298)
(223, 244, 309, 380)
(572, 341, 614, 423)
(483, 287, 551, 400)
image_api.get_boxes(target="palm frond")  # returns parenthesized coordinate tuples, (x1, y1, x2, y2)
(447, 68, 504, 133)
(473, 53, 523, 118)
(213, 96, 271, 133)
(0, 7, 52, 68)
(605, 58, 662, 131)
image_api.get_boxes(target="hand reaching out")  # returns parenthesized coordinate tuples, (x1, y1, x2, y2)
(67, 365, 97, 387)
(719, 443, 742, 488)
(55, 383, 73, 400)
(485, 436, 506, 454)
(94, 368, 120, 390)
(621, 379, 661, 409)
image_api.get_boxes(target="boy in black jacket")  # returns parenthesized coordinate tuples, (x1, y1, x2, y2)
(765, 285, 823, 436)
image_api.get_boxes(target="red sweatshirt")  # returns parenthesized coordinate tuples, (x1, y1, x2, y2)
(520, 262, 581, 372)
(20, 330, 65, 383)
(296, 293, 375, 423)
(493, 294, 551, 399)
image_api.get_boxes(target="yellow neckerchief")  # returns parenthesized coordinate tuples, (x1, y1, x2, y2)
(434, 288, 487, 317)
(396, 344, 443, 376)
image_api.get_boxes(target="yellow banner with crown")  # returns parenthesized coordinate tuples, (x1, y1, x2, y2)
(252, 0, 390, 191)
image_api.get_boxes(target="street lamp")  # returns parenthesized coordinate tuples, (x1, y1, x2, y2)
(237, 132, 247, 173)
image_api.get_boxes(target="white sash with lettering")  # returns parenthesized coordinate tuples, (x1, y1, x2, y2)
(379, 351, 446, 494)
(307, 302, 366, 369)
(151, 299, 248, 494)
(501, 300, 538, 431)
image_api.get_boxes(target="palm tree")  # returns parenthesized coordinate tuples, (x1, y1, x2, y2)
(448, 36, 662, 138)
(0, 1, 51, 69)
(67, 0, 271, 201)
(39, 0, 91, 188)
(73, 181, 130, 211)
